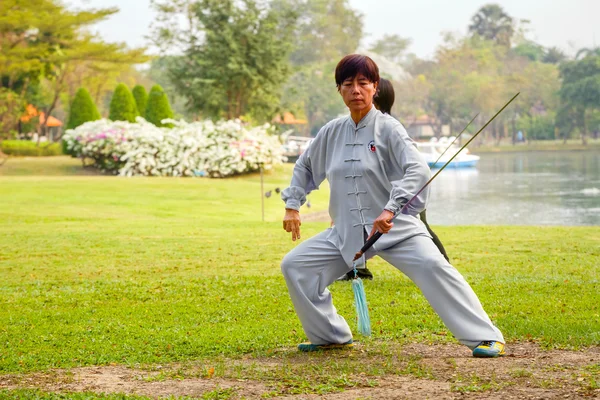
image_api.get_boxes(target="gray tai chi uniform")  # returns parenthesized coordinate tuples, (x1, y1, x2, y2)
(281, 106, 504, 349)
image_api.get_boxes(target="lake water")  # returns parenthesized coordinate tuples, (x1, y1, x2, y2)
(425, 151, 600, 226)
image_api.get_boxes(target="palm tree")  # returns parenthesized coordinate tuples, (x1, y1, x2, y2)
(576, 47, 600, 60)
(468, 4, 514, 47)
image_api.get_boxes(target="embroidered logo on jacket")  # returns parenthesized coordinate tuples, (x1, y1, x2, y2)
(368, 140, 376, 153)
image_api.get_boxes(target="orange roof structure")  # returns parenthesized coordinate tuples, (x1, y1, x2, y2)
(273, 112, 307, 125)
(20, 104, 63, 127)
(39, 113, 62, 127)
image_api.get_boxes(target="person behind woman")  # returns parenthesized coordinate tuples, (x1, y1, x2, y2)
(281, 54, 505, 358)
(374, 78, 450, 262)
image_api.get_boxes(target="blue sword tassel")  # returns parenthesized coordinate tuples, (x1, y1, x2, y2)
(352, 258, 371, 336)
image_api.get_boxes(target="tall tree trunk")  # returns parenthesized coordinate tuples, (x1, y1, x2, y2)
(495, 121, 504, 146)
(581, 112, 588, 145)
(511, 118, 517, 145)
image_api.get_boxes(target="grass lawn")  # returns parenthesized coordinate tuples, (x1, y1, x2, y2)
(1, 157, 599, 398)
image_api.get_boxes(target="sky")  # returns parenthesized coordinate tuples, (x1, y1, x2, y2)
(71, 0, 599, 59)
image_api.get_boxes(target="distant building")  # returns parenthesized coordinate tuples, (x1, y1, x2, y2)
(403, 115, 450, 139)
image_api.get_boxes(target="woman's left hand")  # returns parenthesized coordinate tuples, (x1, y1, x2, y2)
(368, 210, 395, 239)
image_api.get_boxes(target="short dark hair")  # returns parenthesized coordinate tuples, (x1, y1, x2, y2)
(374, 78, 395, 114)
(335, 54, 380, 89)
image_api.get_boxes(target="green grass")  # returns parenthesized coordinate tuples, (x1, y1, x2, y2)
(1, 157, 599, 377)
(0, 389, 153, 399)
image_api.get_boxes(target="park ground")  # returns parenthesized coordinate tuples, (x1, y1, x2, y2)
(1, 157, 598, 399)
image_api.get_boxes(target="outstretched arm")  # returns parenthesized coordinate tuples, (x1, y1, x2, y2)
(281, 132, 327, 241)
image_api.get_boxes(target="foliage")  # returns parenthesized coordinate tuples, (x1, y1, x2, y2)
(62, 118, 285, 177)
(394, 32, 561, 144)
(108, 84, 139, 122)
(145, 85, 174, 127)
(66, 88, 101, 130)
(559, 53, 600, 143)
(152, 0, 297, 122)
(280, 61, 346, 135)
(0, 88, 25, 140)
(468, 3, 515, 47)
(277, 0, 363, 133)
(512, 41, 546, 62)
(543, 47, 567, 64)
(0, 0, 150, 140)
(132, 85, 148, 118)
(516, 113, 556, 140)
(145, 57, 191, 120)
(369, 34, 413, 65)
(1, 140, 62, 156)
(284, 0, 363, 66)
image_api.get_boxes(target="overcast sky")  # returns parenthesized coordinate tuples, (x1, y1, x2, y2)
(71, 0, 599, 59)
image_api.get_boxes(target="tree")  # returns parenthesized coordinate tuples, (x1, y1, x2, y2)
(277, 0, 364, 132)
(109, 84, 138, 122)
(0, 88, 25, 140)
(66, 87, 100, 129)
(280, 61, 346, 135)
(0, 0, 150, 140)
(156, 0, 297, 121)
(559, 53, 600, 144)
(512, 41, 545, 62)
(468, 4, 515, 47)
(576, 47, 600, 60)
(145, 85, 174, 127)
(284, 0, 363, 66)
(132, 85, 148, 118)
(369, 34, 412, 65)
(543, 47, 567, 64)
(145, 57, 191, 120)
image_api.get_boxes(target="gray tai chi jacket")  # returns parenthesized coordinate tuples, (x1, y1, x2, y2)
(282, 106, 432, 268)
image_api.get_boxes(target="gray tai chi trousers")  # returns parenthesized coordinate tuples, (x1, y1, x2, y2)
(281, 230, 504, 349)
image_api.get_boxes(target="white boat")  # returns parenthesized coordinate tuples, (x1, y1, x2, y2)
(416, 137, 480, 169)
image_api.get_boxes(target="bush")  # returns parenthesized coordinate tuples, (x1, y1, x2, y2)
(145, 85, 174, 127)
(132, 85, 148, 118)
(517, 113, 556, 140)
(108, 84, 138, 122)
(62, 118, 285, 177)
(65, 88, 101, 154)
(67, 88, 101, 130)
(1, 140, 63, 156)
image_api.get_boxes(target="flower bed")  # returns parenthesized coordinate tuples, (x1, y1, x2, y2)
(62, 118, 285, 177)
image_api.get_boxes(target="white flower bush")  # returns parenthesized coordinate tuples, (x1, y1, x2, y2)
(62, 118, 286, 177)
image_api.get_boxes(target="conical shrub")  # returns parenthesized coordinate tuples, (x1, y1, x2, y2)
(64, 87, 101, 155)
(66, 88, 101, 130)
(132, 85, 148, 118)
(145, 85, 174, 127)
(109, 83, 139, 122)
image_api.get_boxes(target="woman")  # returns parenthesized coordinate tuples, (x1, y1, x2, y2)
(280, 54, 505, 358)
(375, 78, 450, 263)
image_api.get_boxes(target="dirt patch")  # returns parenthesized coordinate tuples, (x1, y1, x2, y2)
(1, 342, 598, 399)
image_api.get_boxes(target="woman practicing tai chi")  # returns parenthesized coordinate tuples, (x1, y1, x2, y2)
(280, 54, 505, 357)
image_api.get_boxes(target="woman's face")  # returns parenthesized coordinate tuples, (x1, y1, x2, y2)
(339, 74, 378, 115)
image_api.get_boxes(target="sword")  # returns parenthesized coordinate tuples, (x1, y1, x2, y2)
(353, 92, 520, 262)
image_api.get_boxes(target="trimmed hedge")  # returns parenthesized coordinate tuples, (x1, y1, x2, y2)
(109, 84, 138, 122)
(1, 140, 63, 156)
(132, 85, 148, 118)
(145, 85, 174, 127)
(67, 88, 101, 130)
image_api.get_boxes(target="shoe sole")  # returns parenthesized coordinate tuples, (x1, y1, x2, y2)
(473, 351, 505, 358)
(298, 343, 354, 352)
